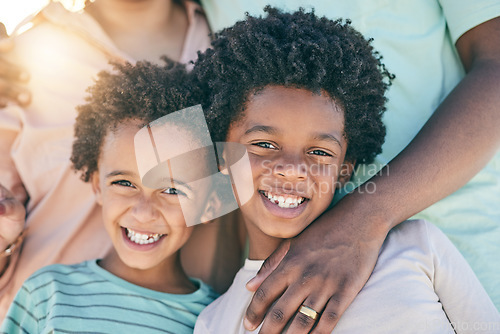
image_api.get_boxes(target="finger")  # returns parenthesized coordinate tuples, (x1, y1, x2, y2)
(0, 23, 14, 53)
(0, 200, 26, 248)
(0, 183, 12, 198)
(285, 293, 331, 334)
(0, 198, 25, 222)
(0, 79, 31, 106)
(0, 184, 24, 218)
(0, 23, 8, 38)
(244, 268, 289, 331)
(246, 239, 290, 292)
(310, 292, 352, 334)
(0, 57, 30, 83)
(257, 286, 310, 334)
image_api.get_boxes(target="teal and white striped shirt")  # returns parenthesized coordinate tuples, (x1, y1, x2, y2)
(1, 260, 218, 333)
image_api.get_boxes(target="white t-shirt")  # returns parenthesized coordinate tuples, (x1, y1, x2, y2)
(195, 220, 499, 334)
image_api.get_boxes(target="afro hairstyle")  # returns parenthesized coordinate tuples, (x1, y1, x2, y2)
(71, 58, 208, 182)
(193, 6, 393, 164)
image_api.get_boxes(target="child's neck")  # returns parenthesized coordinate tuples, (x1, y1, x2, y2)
(85, 0, 188, 62)
(245, 220, 284, 261)
(99, 250, 196, 294)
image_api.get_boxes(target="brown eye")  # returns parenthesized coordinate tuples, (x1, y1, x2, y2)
(111, 180, 135, 188)
(162, 188, 186, 197)
(309, 149, 331, 157)
(253, 142, 277, 149)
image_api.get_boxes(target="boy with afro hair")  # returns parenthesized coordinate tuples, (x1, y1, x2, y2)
(193, 7, 498, 333)
(1, 60, 222, 333)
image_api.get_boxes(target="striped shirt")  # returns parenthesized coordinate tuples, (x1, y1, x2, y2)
(1, 260, 218, 334)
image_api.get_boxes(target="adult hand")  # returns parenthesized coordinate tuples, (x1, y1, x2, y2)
(244, 196, 389, 334)
(0, 22, 31, 108)
(0, 184, 26, 253)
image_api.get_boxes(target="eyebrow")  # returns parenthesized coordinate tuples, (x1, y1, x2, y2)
(244, 125, 278, 136)
(105, 170, 136, 178)
(107, 170, 193, 191)
(245, 125, 343, 147)
(313, 133, 343, 148)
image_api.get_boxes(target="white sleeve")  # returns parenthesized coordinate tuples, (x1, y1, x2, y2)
(438, 0, 500, 43)
(426, 221, 500, 333)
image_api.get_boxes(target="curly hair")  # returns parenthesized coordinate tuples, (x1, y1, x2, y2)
(193, 6, 393, 164)
(71, 58, 208, 182)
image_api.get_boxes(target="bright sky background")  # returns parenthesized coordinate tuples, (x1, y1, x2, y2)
(0, 0, 50, 34)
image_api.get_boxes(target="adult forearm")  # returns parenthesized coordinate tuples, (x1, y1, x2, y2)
(331, 57, 500, 233)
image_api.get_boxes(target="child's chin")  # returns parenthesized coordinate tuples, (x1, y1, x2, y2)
(264, 226, 305, 239)
(120, 256, 158, 271)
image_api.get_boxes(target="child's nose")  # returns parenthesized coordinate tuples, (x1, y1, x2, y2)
(272, 154, 308, 180)
(131, 196, 160, 223)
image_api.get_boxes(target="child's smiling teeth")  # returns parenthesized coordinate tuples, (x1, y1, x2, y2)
(126, 228, 163, 245)
(261, 191, 306, 209)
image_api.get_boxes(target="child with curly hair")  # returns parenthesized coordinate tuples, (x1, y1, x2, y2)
(1, 60, 221, 333)
(193, 7, 498, 333)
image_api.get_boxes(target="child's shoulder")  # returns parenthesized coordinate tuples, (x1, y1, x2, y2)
(191, 278, 220, 305)
(381, 219, 456, 265)
(23, 260, 95, 291)
(195, 261, 261, 333)
(386, 219, 445, 246)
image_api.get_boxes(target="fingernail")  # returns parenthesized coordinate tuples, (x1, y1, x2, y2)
(17, 92, 31, 105)
(0, 203, 5, 215)
(243, 317, 256, 331)
(245, 280, 254, 291)
(18, 71, 30, 82)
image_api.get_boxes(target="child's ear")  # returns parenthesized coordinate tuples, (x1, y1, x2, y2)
(218, 150, 229, 176)
(90, 172, 103, 206)
(200, 191, 222, 223)
(337, 160, 356, 187)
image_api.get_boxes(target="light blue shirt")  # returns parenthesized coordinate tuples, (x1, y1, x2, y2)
(1, 260, 218, 333)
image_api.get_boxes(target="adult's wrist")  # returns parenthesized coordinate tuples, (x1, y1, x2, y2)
(327, 188, 394, 239)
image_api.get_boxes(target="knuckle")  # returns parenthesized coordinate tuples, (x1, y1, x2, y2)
(299, 264, 321, 285)
(254, 287, 267, 303)
(261, 258, 274, 271)
(295, 312, 315, 328)
(301, 269, 313, 282)
(246, 308, 258, 322)
(324, 310, 339, 322)
(269, 308, 285, 324)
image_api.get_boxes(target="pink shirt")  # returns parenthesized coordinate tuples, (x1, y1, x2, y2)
(0, 1, 211, 318)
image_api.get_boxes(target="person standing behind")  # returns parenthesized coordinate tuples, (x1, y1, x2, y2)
(0, 0, 243, 320)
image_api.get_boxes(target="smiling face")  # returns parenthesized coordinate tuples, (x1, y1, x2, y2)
(92, 119, 214, 285)
(225, 86, 353, 259)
